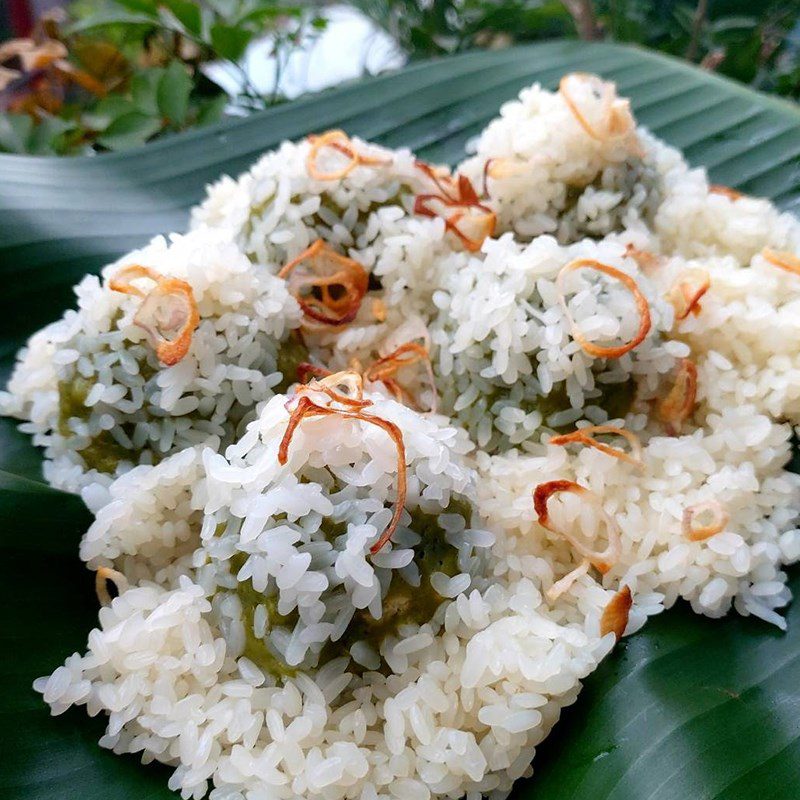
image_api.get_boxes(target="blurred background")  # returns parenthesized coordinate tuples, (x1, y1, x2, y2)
(2, 0, 799, 155)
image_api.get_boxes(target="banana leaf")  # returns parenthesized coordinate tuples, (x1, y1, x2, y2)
(1, 40, 799, 800)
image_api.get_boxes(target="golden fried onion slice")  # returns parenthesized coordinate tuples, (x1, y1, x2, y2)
(95, 566, 129, 606)
(762, 247, 800, 277)
(557, 258, 651, 359)
(306, 129, 390, 181)
(279, 371, 407, 555)
(414, 161, 496, 252)
(600, 585, 632, 640)
(624, 243, 661, 273)
(534, 479, 621, 575)
(559, 73, 638, 149)
(683, 500, 729, 542)
(366, 319, 438, 413)
(549, 424, 643, 468)
(110, 265, 199, 366)
(709, 184, 744, 201)
(668, 268, 711, 321)
(481, 156, 531, 197)
(658, 358, 698, 436)
(278, 239, 369, 331)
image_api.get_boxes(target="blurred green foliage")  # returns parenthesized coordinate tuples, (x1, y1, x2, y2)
(353, 0, 800, 100)
(0, 0, 326, 155)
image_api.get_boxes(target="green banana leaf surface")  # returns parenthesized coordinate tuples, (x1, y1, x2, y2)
(1, 40, 799, 800)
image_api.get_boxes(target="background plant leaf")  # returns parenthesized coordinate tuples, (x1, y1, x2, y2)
(96, 109, 162, 149)
(158, 0, 202, 38)
(0, 112, 34, 153)
(210, 23, 252, 63)
(156, 62, 192, 126)
(113, 0, 158, 15)
(196, 93, 229, 127)
(1, 41, 799, 800)
(131, 68, 164, 116)
(67, 10, 160, 35)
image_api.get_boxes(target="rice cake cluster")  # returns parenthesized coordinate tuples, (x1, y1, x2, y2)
(4, 74, 800, 800)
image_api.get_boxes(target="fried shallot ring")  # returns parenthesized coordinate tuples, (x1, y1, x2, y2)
(108, 264, 159, 297)
(658, 358, 697, 435)
(414, 160, 477, 203)
(683, 500, 729, 542)
(364, 341, 438, 414)
(546, 559, 590, 602)
(414, 162, 495, 252)
(709, 184, 743, 201)
(533, 479, 621, 574)
(559, 73, 639, 150)
(761, 247, 800, 277)
(372, 297, 387, 322)
(600, 585, 632, 640)
(279, 372, 406, 554)
(110, 264, 199, 366)
(481, 157, 530, 197)
(296, 361, 333, 385)
(278, 239, 369, 330)
(294, 370, 371, 409)
(95, 566, 129, 606)
(557, 258, 651, 359)
(414, 194, 496, 252)
(549, 424, 643, 468)
(668, 268, 711, 321)
(306, 129, 390, 181)
(624, 243, 661, 273)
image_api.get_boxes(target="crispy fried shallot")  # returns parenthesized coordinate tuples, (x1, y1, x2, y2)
(366, 317, 438, 412)
(761, 247, 800, 277)
(293, 370, 371, 409)
(533, 479, 621, 574)
(365, 342, 438, 413)
(624, 243, 661, 273)
(279, 371, 407, 554)
(668, 268, 711, 320)
(549, 424, 643, 468)
(295, 319, 436, 413)
(546, 559, 590, 602)
(600, 585, 632, 640)
(95, 566, 129, 606)
(559, 73, 638, 150)
(110, 265, 199, 366)
(683, 500, 729, 542)
(709, 184, 743, 201)
(372, 297, 387, 322)
(296, 361, 333, 385)
(306, 129, 390, 181)
(481, 157, 530, 197)
(658, 358, 697, 435)
(279, 239, 369, 330)
(557, 258, 651, 359)
(109, 264, 160, 296)
(414, 161, 496, 252)
(414, 160, 477, 203)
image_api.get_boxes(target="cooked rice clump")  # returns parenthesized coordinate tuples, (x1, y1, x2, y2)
(0, 229, 300, 493)
(191, 135, 457, 311)
(40, 392, 621, 800)
(459, 77, 661, 244)
(7, 73, 800, 800)
(661, 251, 800, 418)
(478, 410, 800, 628)
(190, 135, 479, 384)
(645, 140, 800, 263)
(431, 233, 678, 452)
